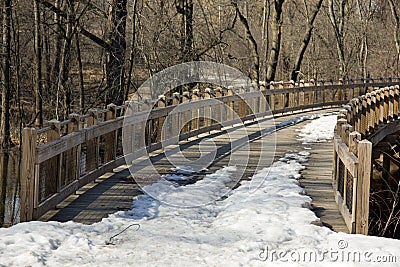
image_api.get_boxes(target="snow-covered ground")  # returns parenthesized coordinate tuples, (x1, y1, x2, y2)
(297, 115, 337, 144)
(1, 114, 400, 266)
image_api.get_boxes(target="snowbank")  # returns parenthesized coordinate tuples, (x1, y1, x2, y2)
(297, 115, 337, 144)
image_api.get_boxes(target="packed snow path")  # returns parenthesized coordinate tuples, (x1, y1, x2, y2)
(39, 108, 347, 233)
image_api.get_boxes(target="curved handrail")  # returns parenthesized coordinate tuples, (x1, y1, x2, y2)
(333, 85, 400, 235)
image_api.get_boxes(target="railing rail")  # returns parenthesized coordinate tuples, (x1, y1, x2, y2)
(333, 85, 400, 234)
(21, 77, 400, 222)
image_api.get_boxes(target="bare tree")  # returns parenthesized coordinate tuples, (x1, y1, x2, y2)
(105, 0, 128, 106)
(328, 0, 347, 78)
(262, 0, 270, 82)
(0, 0, 12, 148)
(266, 0, 285, 82)
(176, 0, 194, 62)
(75, 34, 85, 113)
(232, 0, 260, 84)
(356, 0, 374, 79)
(59, 0, 75, 117)
(388, 0, 400, 66)
(125, 0, 138, 101)
(291, 0, 323, 81)
(33, 0, 43, 126)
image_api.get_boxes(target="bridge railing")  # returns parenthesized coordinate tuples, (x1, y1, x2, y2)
(333, 85, 400, 234)
(20, 77, 400, 222)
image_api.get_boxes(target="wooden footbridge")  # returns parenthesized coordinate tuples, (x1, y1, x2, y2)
(20, 78, 400, 236)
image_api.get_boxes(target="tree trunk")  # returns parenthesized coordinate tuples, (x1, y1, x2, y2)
(290, 0, 323, 81)
(233, 1, 260, 85)
(43, 10, 52, 104)
(53, 0, 64, 119)
(125, 0, 138, 102)
(388, 0, 400, 66)
(76, 34, 85, 113)
(328, 0, 347, 78)
(356, 0, 372, 79)
(59, 0, 74, 118)
(184, 0, 193, 61)
(0, 0, 12, 148)
(0, 152, 9, 226)
(105, 0, 127, 106)
(262, 0, 270, 82)
(34, 0, 43, 127)
(266, 0, 285, 82)
(232, 1, 260, 85)
(176, 0, 194, 62)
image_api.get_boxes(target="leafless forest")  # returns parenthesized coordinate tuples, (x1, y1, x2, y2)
(0, 0, 400, 148)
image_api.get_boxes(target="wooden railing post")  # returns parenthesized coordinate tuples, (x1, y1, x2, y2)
(204, 88, 212, 127)
(365, 93, 373, 135)
(172, 92, 181, 134)
(237, 86, 247, 117)
(389, 87, 394, 121)
(269, 81, 276, 111)
(182, 91, 191, 134)
(317, 80, 325, 104)
(277, 81, 285, 110)
(104, 104, 117, 162)
(47, 119, 62, 193)
(191, 89, 200, 131)
(63, 115, 81, 185)
(336, 118, 347, 139)
(288, 80, 295, 108)
(383, 88, 389, 123)
(309, 79, 315, 105)
(259, 85, 267, 114)
(156, 96, 166, 142)
(227, 86, 235, 121)
(21, 128, 38, 222)
(355, 140, 372, 234)
(86, 109, 99, 172)
(360, 96, 367, 137)
(69, 114, 83, 180)
(393, 85, 399, 119)
(127, 101, 142, 152)
(298, 80, 305, 107)
(349, 131, 361, 156)
(214, 87, 222, 123)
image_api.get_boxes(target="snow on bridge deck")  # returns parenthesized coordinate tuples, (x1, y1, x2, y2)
(40, 108, 348, 233)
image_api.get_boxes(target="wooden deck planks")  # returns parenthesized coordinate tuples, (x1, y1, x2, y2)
(301, 142, 349, 233)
